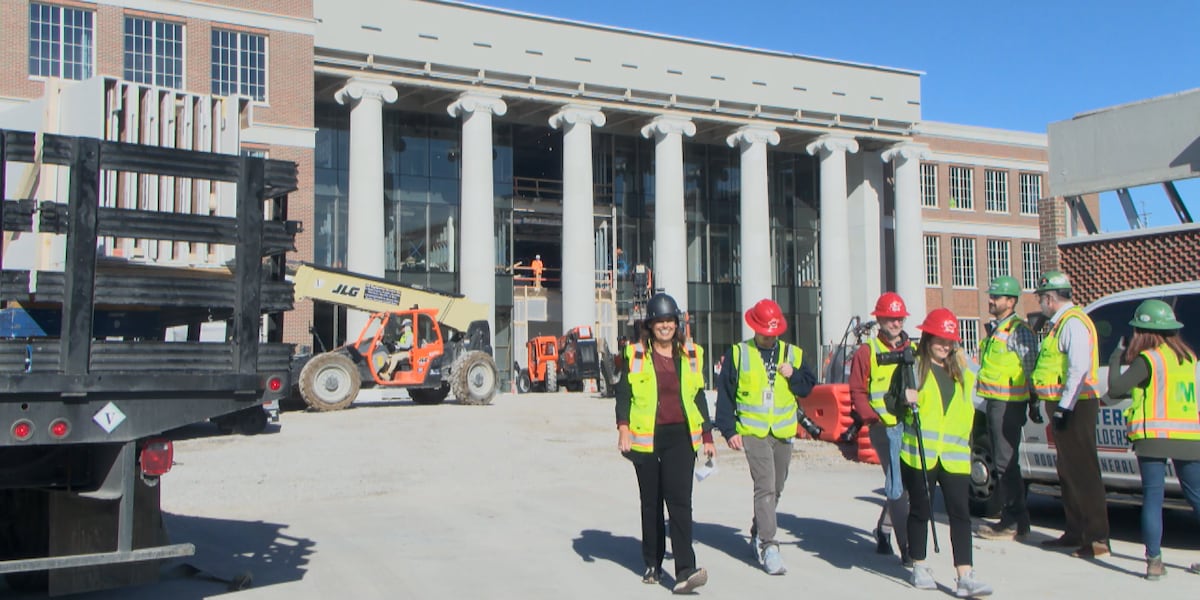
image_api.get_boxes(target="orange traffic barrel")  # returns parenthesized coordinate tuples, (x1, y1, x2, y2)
(797, 384, 850, 442)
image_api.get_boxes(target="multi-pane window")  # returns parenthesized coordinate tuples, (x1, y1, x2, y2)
(212, 30, 267, 101)
(986, 239, 1011, 283)
(985, 170, 1008, 213)
(958, 318, 981, 357)
(924, 235, 941, 286)
(949, 166, 974, 210)
(124, 17, 183, 89)
(29, 3, 94, 80)
(951, 236, 976, 287)
(1022, 241, 1041, 290)
(921, 163, 938, 208)
(1020, 173, 1042, 215)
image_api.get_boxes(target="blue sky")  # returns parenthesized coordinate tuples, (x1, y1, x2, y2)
(472, 0, 1200, 230)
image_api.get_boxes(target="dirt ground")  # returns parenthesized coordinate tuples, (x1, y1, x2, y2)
(7, 390, 1200, 599)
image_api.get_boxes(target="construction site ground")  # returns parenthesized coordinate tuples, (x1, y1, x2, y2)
(9, 391, 1199, 599)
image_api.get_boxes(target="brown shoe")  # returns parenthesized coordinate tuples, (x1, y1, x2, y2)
(1071, 541, 1110, 558)
(1040, 536, 1080, 548)
(1146, 555, 1166, 581)
(977, 522, 1026, 540)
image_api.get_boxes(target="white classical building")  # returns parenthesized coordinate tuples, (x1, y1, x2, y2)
(311, 0, 937, 374)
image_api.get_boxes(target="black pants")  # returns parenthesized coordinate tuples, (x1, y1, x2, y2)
(631, 423, 697, 577)
(1049, 399, 1109, 544)
(902, 461, 973, 566)
(986, 399, 1030, 528)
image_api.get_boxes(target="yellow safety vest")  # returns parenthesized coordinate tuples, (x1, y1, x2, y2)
(732, 341, 804, 439)
(625, 341, 707, 453)
(1126, 345, 1200, 442)
(1030, 306, 1099, 402)
(900, 366, 976, 475)
(867, 338, 913, 427)
(977, 315, 1032, 402)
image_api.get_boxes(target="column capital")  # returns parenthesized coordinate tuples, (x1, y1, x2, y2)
(881, 142, 931, 163)
(640, 115, 696, 139)
(447, 91, 508, 118)
(725, 124, 780, 149)
(805, 133, 860, 157)
(548, 104, 606, 130)
(334, 78, 398, 106)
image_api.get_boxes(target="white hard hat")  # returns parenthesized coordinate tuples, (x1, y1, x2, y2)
(535, 254, 541, 259)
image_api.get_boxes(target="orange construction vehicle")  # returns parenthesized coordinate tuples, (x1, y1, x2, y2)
(516, 325, 608, 395)
(290, 264, 499, 410)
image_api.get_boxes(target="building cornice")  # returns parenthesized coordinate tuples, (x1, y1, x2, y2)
(916, 120, 1046, 148)
(104, 0, 316, 35)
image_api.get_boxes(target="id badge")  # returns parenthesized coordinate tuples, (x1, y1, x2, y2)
(761, 388, 773, 406)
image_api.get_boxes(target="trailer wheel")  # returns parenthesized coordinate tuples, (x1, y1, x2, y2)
(516, 370, 532, 394)
(410, 385, 449, 405)
(545, 362, 558, 393)
(451, 351, 498, 405)
(299, 352, 361, 412)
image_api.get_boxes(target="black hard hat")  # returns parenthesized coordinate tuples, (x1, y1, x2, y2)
(645, 293, 680, 323)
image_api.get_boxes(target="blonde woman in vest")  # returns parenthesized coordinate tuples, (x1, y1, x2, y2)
(615, 293, 714, 594)
(901, 308, 992, 598)
(1105, 299, 1200, 580)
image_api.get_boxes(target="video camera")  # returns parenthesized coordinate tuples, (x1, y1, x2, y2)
(875, 345, 916, 367)
(878, 345, 917, 418)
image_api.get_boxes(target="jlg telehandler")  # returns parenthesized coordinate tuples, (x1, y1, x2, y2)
(516, 325, 608, 395)
(290, 264, 499, 410)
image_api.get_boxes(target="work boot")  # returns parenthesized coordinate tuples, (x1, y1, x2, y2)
(1145, 556, 1165, 581)
(1071, 541, 1110, 558)
(672, 567, 708, 594)
(1190, 562, 1200, 575)
(910, 563, 936, 590)
(954, 570, 993, 598)
(874, 527, 894, 555)
(762, 544, 786, 575)
(976, 521, 1022, 541)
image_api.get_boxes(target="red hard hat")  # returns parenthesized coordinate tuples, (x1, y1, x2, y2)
(916, 308, 960, 342)
(871, 292, 909, 318)
(745, 299, 787, 336)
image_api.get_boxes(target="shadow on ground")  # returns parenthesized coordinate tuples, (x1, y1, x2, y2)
(572, 529, 643, 577)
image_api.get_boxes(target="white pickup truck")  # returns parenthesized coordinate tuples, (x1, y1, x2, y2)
(969, 282, 1200, 516)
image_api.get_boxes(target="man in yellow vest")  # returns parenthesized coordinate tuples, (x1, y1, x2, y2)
(1030, 271, 1110, 557)
(976, 276, 1041, 540)
(715, 299, 818, 576)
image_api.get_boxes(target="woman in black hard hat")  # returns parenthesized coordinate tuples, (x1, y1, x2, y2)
(615, 293, 714, 594)
(1106, 299, 1200, 580)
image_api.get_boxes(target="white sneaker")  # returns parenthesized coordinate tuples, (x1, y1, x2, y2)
(762, 544, 786, 575)
(911, 564, 936, 590)
(955, 570, 992, 598)
(752, 535, 764, 564)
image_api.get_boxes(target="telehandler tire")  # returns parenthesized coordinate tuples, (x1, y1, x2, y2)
(545, 362, 558, 393)
(299, 352, 360, 411)
(516, 370, 532, 394)
(451, 351, 498, 405)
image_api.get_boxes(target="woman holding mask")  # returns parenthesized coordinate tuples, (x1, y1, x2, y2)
(615, 293, 715, 594)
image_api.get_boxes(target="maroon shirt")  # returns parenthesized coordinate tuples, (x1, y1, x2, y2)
(848, 334, 909, 426)
(617, 349, 714, 444)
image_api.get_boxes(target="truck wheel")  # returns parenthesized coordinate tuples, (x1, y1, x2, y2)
(545, 362, 558, 393)
(298, 352, 361, 412)
(451, 351, 498, 405)
(410, 384, 449, 405)
(517, 370, 532, 394)
(969, 427, 1003, 518)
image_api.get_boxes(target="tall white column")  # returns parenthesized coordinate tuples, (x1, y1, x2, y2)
(335, 78, 397, 335)
(806, 134, 859, 347)
(882, 143, 931, 323)
(549, 105, 606, 333)
(726, 124, 780, 339)
(448, 91, 507, 336)
(640, 115, 696, 311)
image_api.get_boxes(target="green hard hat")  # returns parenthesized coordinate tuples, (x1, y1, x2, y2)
(1036, 270, 1072, 293)
(987, 276, 1021, 297)
(1129, 299, 1183, 331)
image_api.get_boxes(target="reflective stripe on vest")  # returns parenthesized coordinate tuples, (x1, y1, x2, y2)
(1126, 345, 1200, 442)
(625, 342, 708, 453)
(867, 338, 907, 426)
(899, 367, 976, 475)
(977, 315, 1031, 401)
(1030, 306, 1099, 402)
(732, 341, 803, 439)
